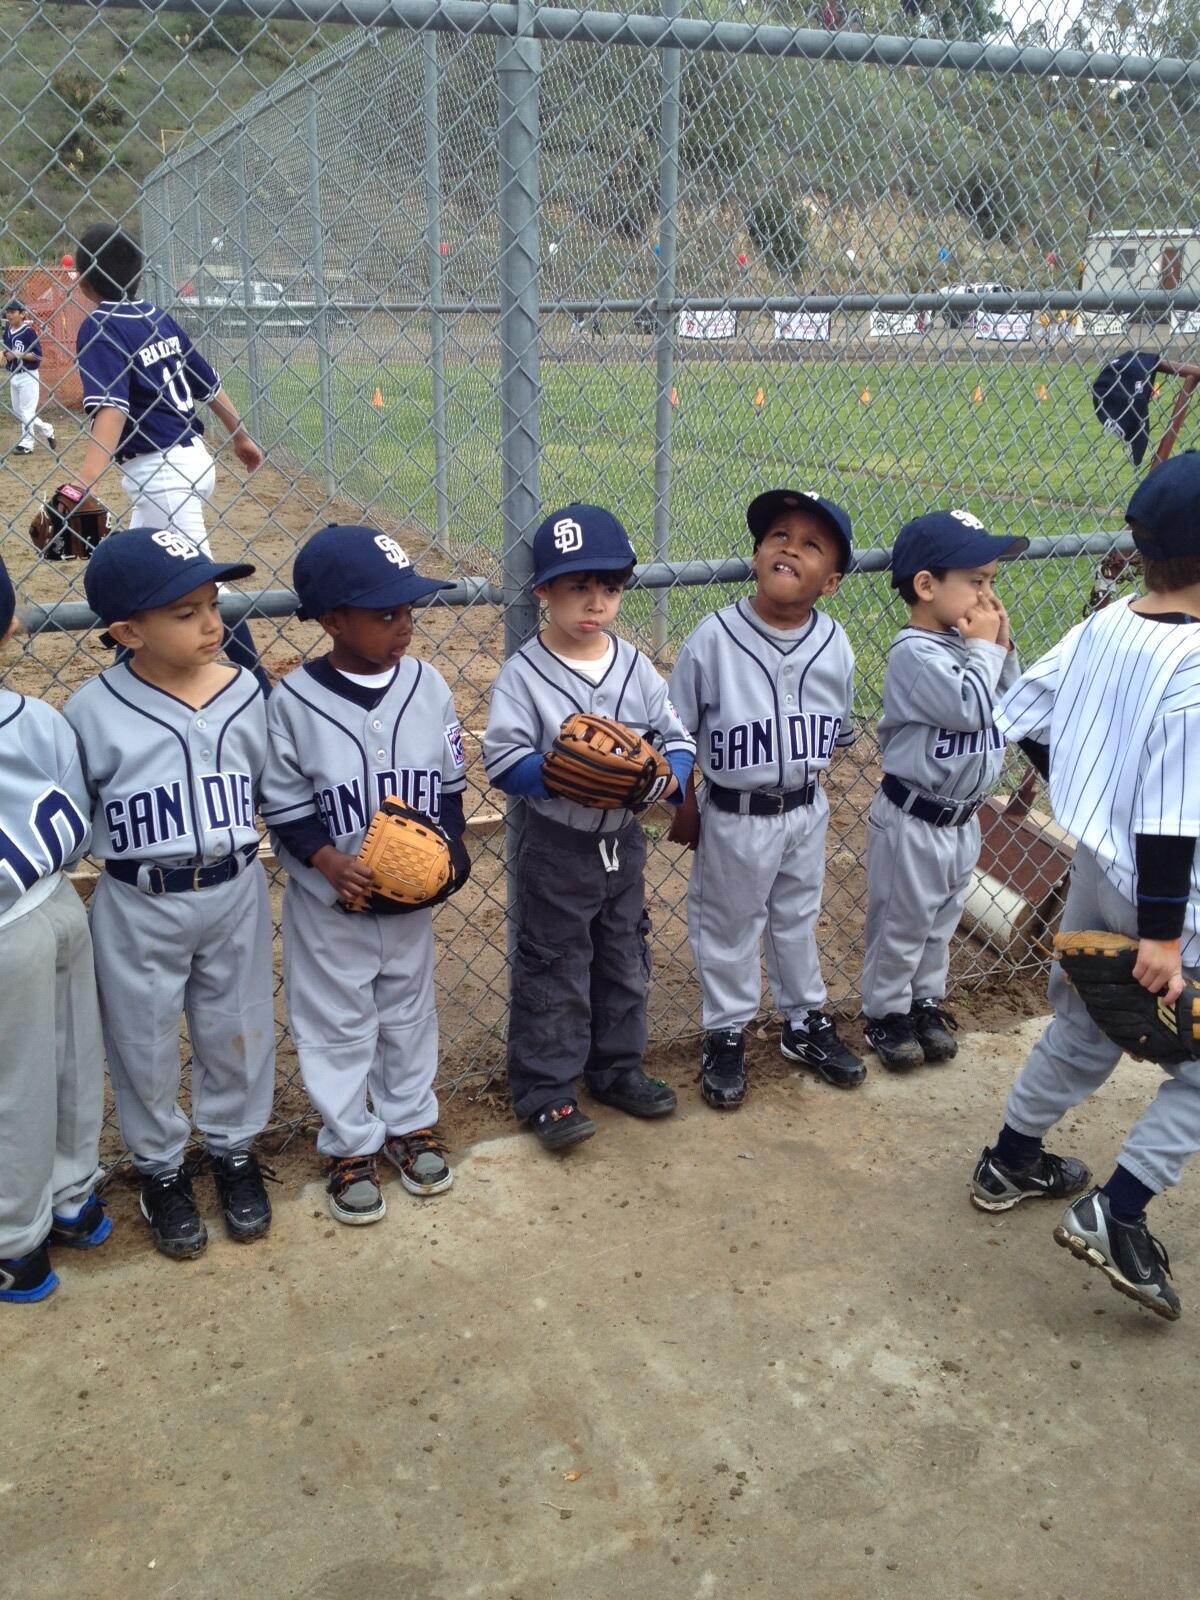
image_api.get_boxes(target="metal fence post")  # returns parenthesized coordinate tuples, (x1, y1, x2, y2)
(497, 0, 543, 940)
(307, 83, 336, 494)
(651, 0, 682, 657)
(236, 131, 263, 444)
(423, 33, 451, 554)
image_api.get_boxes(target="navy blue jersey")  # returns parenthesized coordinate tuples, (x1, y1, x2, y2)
(76, 300, 220, 461)
(4, 321, 41, 373)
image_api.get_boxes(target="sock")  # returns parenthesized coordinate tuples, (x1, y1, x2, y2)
(1101, 1164, 1156, 1223)
(52, 1195, 88, 1222)
(993, 1123, 1043, 1170)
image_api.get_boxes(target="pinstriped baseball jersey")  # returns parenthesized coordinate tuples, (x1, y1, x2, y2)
(0, 690, 90, 921)
(262, 657, 466, 907)
(996, 598, 1200, 961)
(483, 634, 694, 834)
(63, 664, 266, 866)
(668, 600, 855, 791)
(879, 627, 1019, 803)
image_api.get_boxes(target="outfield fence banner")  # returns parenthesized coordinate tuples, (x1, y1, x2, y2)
(5, 0, 1200, 1159)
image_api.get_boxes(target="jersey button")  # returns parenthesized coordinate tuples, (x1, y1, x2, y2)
(372, 720, 383, 731)
(376, 749, 387, 761)
(195, 718, 207, 729)
(786, 695, 794, 705)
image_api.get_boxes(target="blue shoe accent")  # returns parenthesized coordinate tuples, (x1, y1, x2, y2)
(49, 1195, 112, 1249)
(0, 1244, 58, 1303)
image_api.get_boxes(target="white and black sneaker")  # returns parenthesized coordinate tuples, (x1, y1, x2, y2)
(863, 1012, 924, 1072)
(210, 1149, 273, 1240)
(910, 999, 959, 1062)
(140, 1169, 208, 1259)
(1054, 1187, 1181, 1321)
(782, 1011, 866, 1089)
(970, 1145, 1091, 1212)
(700, 1029, 747, 1108)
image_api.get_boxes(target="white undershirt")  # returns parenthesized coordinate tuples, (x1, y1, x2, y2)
(549, 639, 615, 684)
(336, 665, 397, 689)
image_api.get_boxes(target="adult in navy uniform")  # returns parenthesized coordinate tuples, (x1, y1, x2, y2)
(73, 223, 270, 693)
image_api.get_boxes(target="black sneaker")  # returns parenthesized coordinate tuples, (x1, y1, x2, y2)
(700, 1029, 747, 1109)
(383, 1127, 454, 1195)
(970, 1145, 1092, 1213)
(863, 1012, 924, 1071)
(326, 1154, 386, 1225)
(587, 1068, 678, 1118)
(783, 1011, 867, 1088)
(140, 1169, 208, 1260)
(210, 1149, 273, 1241)
(0, 1243, 57, 1303)
(911, 998, 959, 1062)
(531, 1102, 597, 1150)
(1054, 1187, 1181, 1320)
(49, 1194, 112, 1249)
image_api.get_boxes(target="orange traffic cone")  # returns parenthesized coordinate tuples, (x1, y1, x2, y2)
(859, 386, 871, 405)
(372, 386, 384, 408)
(752, 386, 765, 408)
(670, 387, 678, 408)
(971, 384, 983, 404)
(1036, 384, 1048, 403)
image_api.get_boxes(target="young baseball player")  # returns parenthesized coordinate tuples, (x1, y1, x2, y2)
(482, 504, 695, 1149)
(860, 510, 1026, 1069)
(4, 300, 55, 455)
(261, 525, 469, 1223)
(969, 453, 1200, 1321)
(64, 529, 276, 1260)
(73, 223, 270, 693)
(668, 488, 863, 1106)
(0, 555, 109, 1304)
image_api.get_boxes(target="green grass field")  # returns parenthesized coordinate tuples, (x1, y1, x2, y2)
(226, 354, 1140, 718)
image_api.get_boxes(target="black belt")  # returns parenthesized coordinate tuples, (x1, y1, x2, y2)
(106, 842, 258, 894)
(881, 774, 981, 828)
(707, 781, 817, 816)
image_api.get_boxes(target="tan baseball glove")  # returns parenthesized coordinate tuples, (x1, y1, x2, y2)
(1054, 930, 1200, 1065)
(542, 712, 673, 811)
(345, 798, 467, 915)
(29, 484, 111, 562)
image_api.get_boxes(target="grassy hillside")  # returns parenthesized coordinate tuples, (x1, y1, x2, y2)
(0, 2, 348, 259)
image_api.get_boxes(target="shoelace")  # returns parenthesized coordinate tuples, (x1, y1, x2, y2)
(393, 1127, 449, 1158)
(915, 1001, 959, 1032)
(213, 1154, 279, 1198)
(805, 1011, 835, 1035)
(145, 1173, 198, 1225)
(327, 1154, 378, 1192)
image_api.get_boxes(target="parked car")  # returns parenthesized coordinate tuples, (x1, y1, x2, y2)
(938, 281, 1015, 328)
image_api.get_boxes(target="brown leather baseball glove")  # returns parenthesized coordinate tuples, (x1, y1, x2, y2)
(29, 484, 111, 562)
(542, 712, 673, 811)
(1054, 930, 1200, 1065)
(345, 798, 468, 914)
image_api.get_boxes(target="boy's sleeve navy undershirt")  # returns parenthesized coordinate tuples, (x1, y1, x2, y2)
(1135, 833, 1198, 941)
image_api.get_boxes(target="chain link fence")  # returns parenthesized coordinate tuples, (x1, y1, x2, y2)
(5, 0, 1200, 1156)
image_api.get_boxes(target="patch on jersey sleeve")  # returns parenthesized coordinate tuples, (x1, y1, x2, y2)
(444, 722, 465, 768)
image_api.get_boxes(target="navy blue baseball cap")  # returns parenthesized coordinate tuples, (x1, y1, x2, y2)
(531, 503, 637, 587)
(0, 553, 14, 639)
(1093, 350, 1160, 467)
(293, 524, 452, 621)
(84, 528, 255, 625)
(746, 489, 853, 570)
(4, 300, 23, 314)
(1126, 451, 1200, 559)
(890, 510, 1028, 586)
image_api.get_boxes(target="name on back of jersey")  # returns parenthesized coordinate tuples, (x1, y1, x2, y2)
(317, 768, 442, 839)
(932, 726, 1004, 761)
(709, 713, 842, 773)
(138, 334, 184, 369)
(104, 772, 253, 854)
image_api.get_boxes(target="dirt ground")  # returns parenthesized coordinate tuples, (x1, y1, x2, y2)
(4, 1015, 1200, 1600)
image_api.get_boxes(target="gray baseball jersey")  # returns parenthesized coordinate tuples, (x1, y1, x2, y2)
(64, 663, 266, 867)
(878, 626, 1018, 804)
(261, 657, 466, 1157)
(669, 600, 855, 791)
(63, 664, 274, 1173)
(0, 690, 90, 923)
(668, 599, 854, 1032)
(483, 634, 694, 833)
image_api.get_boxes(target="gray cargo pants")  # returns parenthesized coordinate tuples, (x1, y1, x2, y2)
(506, 811, 651, 1122)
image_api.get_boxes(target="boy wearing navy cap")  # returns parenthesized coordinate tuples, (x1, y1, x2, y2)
(861, 509, 1026, 1070)
(483, 504, 695, 1149)
(4, 300, 55, 455)
(668, 488, 863, 1108)
(73, 224, 269, 691)
(970, 454, 1200, 1322)
(261, 526, 470, 1223)
(64, 529, 275, 1259)
(0, 554, 108, 1303)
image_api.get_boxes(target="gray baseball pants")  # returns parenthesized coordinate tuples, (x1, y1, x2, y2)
(1004, 844, 1200, 1193)
(687, 789, 829, 1032)
(90, 864, 276, 1175)
(861, 789, 979, 1018)
(0, 877, 105, 1258)
(507, 811, 650, 1122)
(282, 883, 439, 1157)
